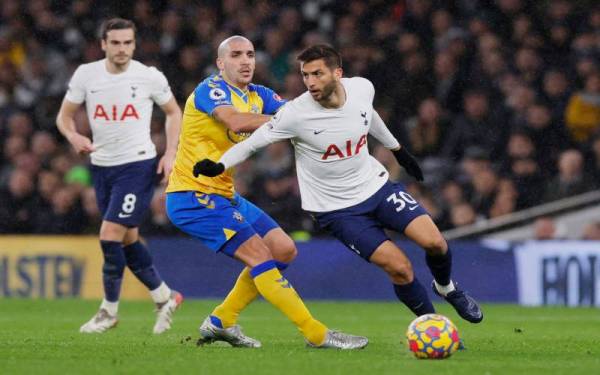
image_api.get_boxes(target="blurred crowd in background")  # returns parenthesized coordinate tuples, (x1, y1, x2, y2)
(0, 0, 599, 239)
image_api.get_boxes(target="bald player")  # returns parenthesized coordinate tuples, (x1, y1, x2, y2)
(195, 44, 483, 326)
(165, 36, 367, 349)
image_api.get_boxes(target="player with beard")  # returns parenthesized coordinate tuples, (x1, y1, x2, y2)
(194, 44, 483, 326)
(166, 36, 367, 349)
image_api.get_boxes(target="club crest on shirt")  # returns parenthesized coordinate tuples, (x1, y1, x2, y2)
(226, 129, 251, 143)
(360, 110, 368, 126)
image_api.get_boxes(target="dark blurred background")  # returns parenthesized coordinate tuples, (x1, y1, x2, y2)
(0, 0, 599, 238)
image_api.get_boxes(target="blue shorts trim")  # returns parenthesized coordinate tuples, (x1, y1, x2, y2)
(91, 158, 157, 227)
(314, 180, 428, 261)
(220, 226, 256, 257)
(166, 191, 280, 257)
(231, 194, 279, 237)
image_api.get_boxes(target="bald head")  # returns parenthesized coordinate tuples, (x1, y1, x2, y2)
(217, 35, 253, 58)
(216, 35, 256, 89)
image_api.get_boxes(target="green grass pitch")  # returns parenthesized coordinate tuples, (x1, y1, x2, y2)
(1, 299, 599, 375)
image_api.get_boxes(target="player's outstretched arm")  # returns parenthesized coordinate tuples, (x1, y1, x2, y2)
(213, 106, 272, 133)
(56, 98, 95, 154)
(192, 124, 274, 178)
(370, 110, 424, 181)
(157, 97, 183, 183)
(392, 147, 424, 181)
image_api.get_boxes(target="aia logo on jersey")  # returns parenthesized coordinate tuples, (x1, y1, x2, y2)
(321, 134, 368, 160)
(93, 104, 139, 121)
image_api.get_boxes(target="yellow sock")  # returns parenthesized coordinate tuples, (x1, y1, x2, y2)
(211, 267, 258, 328)
(251, 262, 327, 345)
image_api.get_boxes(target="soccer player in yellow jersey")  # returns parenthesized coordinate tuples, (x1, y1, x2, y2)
(165, 36, 367, 349)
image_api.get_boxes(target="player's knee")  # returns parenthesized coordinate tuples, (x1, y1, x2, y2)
(384, 258, 414, 283)
(235, 236, 273, 267)
(274, 238, 297, 263)
(99, 221, 127, 242)
(422, 234, 448, 256)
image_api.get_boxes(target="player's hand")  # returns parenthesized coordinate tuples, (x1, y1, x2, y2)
(157, 151, 176, 184)
(393, 147, 424, 182)
(67, 133, 95, 154)
(193, 159, 225, 177)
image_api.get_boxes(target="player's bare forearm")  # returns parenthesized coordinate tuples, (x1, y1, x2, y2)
(230, 112, 271, 132)
(156, 98, 182, 181)
(161, 97, 182, 155)
(56, 100, 78, 139)
(56, 98, 95, 154)
(213, 106, 271, 133)
(56, 115, 77, 141)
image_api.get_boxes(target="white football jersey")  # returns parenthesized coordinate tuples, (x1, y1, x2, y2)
(65, 59, 173, 166)
(220, 77, 400, 212)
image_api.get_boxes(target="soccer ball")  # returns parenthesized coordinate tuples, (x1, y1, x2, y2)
(406, 313, 460, 359)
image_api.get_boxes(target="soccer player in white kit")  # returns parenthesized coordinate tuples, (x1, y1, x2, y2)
(56, 18, 183, 334)
(194, 45, 483, 324)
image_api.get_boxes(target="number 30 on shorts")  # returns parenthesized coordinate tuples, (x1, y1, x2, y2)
(386, 191, 418, 212)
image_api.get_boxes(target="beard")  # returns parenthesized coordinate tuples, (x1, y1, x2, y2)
(319, 80, 337, 100)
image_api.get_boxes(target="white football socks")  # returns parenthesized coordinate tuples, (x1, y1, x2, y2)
(434, 280, 456, 296)
(101, 299, 119, 316)
(150, 282, 172, 304)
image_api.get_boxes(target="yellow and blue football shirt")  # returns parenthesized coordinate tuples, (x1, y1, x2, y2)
(166, 74, 285, 197)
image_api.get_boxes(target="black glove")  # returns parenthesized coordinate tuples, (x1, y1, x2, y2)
(393, 147, 424, 181)
(193, 159, 225, 177)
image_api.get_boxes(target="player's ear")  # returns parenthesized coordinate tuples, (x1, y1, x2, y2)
(216, 57, 224, 71)
(101, 39, 107, 52)
(334, 67, 343, 80)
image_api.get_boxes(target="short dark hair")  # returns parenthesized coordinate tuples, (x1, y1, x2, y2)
(297, 44, 342, 70)
(100, 18, 136, 40)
